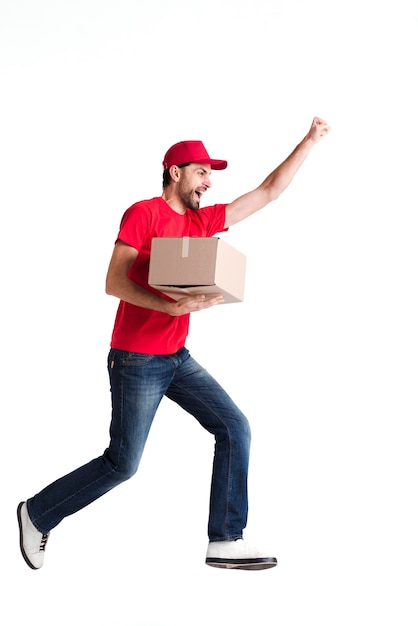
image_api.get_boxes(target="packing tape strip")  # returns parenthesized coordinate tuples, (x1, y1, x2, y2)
(181, 237, 190, 258)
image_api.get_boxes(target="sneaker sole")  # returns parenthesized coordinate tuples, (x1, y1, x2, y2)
(17, 501, 40, 570)
(206, 557, 277, 570)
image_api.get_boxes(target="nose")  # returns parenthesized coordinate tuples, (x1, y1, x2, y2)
(204, 175, 212, 189)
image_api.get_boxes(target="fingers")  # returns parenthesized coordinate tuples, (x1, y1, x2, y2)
(312, 117, 331, 133)
(173, 293, 224, 315)
(309, 117, 331, 142)
(189, 294, 224, 310)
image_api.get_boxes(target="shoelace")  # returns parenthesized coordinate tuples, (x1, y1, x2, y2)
(39, 534, 49, 552)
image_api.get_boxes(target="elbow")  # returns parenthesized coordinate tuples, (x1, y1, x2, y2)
(256, 184, 281, 207)
(105, 274, 118, 297)
(265, 183, 283, 203)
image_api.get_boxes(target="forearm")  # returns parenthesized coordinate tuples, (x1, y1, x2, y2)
(106, 274, 173, 313)
(106, 274, 224, 316)
(261, 134, 317, 201)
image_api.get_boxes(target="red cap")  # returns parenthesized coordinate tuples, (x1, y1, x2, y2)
(162, 140, 227, 170)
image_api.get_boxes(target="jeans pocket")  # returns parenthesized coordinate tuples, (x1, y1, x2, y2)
(124, 351, 155, 366)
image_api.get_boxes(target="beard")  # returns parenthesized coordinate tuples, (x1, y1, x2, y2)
(178, 179, 201, 211)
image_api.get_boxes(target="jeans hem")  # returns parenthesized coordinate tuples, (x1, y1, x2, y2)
(208, 534, 243, 543)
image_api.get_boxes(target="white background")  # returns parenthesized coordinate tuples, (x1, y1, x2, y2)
(1, 1, 417, 625)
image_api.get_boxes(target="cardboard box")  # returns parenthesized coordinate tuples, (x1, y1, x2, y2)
(148, 236, 246, 304)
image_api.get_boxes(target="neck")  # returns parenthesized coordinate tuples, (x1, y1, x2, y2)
(162, 190, 187, 215)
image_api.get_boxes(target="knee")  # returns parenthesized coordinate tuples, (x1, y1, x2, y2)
(217, 414, 251, 448)
(239, 420, 251, 453)
(115, 461, 139, 482)
(101, 450, 140, 483)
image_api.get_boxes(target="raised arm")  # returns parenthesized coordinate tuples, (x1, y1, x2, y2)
(224, 117, 330, 228)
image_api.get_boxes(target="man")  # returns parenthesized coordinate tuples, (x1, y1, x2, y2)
(18, 117, 330, 571)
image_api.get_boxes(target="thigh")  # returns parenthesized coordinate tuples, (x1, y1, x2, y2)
(107, 349, 174, 460)
(166, 352, 250, 438)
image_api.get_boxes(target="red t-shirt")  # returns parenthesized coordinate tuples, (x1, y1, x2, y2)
(110, 197, 228, 354)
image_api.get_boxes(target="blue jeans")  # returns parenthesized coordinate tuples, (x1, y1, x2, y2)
(27, 347, 251, 542)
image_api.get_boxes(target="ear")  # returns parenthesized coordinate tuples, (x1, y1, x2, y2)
(169, 165, 180, 182)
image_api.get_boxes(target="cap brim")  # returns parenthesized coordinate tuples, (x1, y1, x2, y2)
(194, 159, 228, 170)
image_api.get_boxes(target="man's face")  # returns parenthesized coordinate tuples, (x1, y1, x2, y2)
(178, 164, 212, 210)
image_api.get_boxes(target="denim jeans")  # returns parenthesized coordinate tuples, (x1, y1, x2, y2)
(27, 347, 251, 542)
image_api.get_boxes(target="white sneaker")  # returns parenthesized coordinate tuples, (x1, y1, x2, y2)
(206, 539, 277, 570)
(17, 501, 49, 569)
